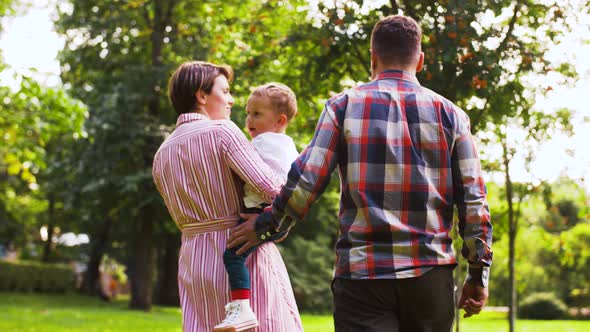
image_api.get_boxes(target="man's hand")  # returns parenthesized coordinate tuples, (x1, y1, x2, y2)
(227, 213, 262, 255)
(458, 281, 488, 318)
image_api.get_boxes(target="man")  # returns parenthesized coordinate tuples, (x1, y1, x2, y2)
(228, 15, 492, 331)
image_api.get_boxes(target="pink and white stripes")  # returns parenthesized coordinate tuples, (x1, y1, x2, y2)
(177, 233, 302, 331)
(153, 113, 303, 332)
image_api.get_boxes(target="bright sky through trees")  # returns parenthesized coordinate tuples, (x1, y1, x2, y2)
(1, 0, 590, 190)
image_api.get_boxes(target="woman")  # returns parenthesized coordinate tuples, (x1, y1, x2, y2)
(152, 61, 303, 332)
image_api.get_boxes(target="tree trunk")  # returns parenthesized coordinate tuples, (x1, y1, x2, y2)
(129, 208, 155, 311)
(154, 232, 180, 306)
(454, 255, 461, 332)
(502, 139, 517, 332)
(83, 215, 113, 295)
(127, 0, 174, 311)
(42, 194, 55, 262)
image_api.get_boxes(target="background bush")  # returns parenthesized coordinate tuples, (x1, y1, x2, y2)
(280, 237, 334, 313)
(518, 292, 568, 320)
(0, 260, 75, 293)
(279, 178, 340, 313)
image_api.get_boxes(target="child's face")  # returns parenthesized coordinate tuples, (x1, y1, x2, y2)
(245, 96, 284, 138)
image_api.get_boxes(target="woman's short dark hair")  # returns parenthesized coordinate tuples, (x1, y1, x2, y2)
(168, 61, 233, 115)
(371, 15, 422, 67)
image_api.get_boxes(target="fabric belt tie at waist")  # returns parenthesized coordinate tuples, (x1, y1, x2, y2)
(180, 216, 239, 236)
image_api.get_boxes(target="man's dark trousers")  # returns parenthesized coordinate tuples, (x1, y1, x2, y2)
(332, 265, 455, 332)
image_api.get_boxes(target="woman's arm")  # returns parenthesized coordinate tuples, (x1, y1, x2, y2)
(219, 121, 283, 203)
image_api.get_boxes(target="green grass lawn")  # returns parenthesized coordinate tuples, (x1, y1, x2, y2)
(1, 292, 588, 332)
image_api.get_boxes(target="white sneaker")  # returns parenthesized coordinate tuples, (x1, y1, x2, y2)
(213, 300, 259, 332)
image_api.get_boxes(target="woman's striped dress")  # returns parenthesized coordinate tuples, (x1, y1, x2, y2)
(152, 113, 303, 332)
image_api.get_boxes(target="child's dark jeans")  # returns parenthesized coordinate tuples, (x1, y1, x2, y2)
(223, 206, 287, 290)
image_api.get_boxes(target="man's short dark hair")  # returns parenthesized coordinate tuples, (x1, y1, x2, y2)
(371, 15, 422, 67)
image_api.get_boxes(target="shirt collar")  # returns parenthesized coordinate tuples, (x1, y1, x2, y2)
(375, 70, 420, 85)
(176, 112, 209, 127)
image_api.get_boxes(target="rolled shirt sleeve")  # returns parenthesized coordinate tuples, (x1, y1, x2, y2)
(451, 108, 493, 283)
(255, 98, 344, 238)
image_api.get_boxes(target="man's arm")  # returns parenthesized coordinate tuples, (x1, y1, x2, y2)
(259, 98, 344, 233)
(451, 108, 493, 317)
(228, 97, 345, 254)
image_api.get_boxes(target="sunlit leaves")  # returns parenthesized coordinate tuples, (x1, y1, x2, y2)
(0, 76, 86, 184)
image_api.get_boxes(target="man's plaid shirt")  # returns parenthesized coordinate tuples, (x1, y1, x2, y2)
(256, 70, 493, 279)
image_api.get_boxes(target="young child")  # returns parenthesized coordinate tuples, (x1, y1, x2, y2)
(213, 83, 299, 332)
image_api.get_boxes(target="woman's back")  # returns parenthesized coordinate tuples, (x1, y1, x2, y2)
(154, 115, 242, 226)
(153, 113, 280, 227)
(152, 112, 302, 332)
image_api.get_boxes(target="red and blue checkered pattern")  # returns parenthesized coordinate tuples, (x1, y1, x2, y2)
(258, 70, 492, 280)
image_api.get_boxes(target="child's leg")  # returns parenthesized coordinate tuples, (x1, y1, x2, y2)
(215, 209, 267, 331)
(222, 207, 263, 300)
(217, 244, 260, 331)
(223, 244, 257, 300)
(223, 230, 286, 300)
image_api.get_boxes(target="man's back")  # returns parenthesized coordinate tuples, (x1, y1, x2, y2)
(323, 69, 490, 279)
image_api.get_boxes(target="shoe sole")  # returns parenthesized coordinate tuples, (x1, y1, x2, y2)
(213, 320, 258, 332)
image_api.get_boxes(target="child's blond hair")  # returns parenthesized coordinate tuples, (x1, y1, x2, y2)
(248, 83, 297, 121)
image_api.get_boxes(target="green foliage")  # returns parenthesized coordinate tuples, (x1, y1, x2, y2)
(488, 226, 560, 306)
(539, 178, 590, 233)
(280, 175, 340, 313)
(485, 181, 544, 240)
(0, 186, 47, 248)
(559, 223, 590, 306)
(412, 1, 575, 132)
(542, 199, 581, 232)
(0, 260, 75, 293)
(0, 76, 86, 184)
(518, 292, 568, 320)
(0, 0, 15, 31)
(0, 74, 86, 257)
(489, 216, 590, 308)
(280, 236, 334, 313)
(0, 199, 20, 244)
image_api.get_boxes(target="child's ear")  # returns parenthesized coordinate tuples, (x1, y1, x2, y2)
(195, 89, 207, 105)
(278, 114, 288, 127)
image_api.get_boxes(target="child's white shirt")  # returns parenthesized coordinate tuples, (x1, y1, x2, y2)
(243, 132, 299, 209)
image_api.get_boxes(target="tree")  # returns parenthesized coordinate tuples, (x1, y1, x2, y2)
(54, 0, 310, 310)
(488, 187, 590, 312)
(0, 74, 86, 261)
(56, 0, 176, 309)
(482, 106, 573, 330)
